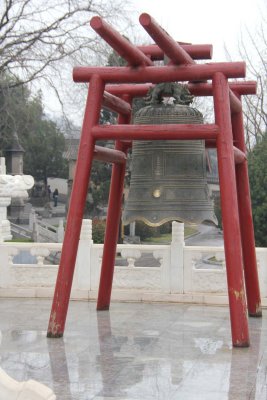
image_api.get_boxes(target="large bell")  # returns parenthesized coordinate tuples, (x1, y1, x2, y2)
(123, 82, 217, 226)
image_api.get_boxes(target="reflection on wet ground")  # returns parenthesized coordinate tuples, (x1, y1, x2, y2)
(0, 299, 266, 399)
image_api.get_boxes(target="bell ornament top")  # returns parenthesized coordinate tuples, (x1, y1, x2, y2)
(145, 82, 194, 106)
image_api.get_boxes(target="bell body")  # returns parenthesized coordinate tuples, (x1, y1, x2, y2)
(123, 102, 217, 226)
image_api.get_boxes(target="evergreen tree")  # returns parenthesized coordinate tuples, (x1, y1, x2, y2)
(0, 74, 67, 183)
(248, 131, 267, 246)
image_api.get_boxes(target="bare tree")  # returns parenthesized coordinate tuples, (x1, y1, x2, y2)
(237, 22, 267, 151)
(0, 0, 135, 140)
(0, 0, 132, 87)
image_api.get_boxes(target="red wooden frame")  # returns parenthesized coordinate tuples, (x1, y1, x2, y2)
(47, 13, 261, 347)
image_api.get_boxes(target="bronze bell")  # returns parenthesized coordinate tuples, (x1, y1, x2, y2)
(123, 82, 217, 226)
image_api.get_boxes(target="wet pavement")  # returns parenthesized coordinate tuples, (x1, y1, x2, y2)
(0, 298, 266, 399)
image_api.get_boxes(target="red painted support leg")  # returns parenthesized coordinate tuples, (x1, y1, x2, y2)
(97, 108, 130, 310)
(213, 72, 250, 347)
(231, 107, 262, 317)
(47, 75, 104, 337)
(96, 140, 128, 310)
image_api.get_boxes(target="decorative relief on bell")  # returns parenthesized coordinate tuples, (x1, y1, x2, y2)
(123, 83, 217, 227)
(152, 188, 161, 198)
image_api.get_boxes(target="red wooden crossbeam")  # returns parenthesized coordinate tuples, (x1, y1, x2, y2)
(229, 91, 242, 114)
(104, 82, 247, 115)
(105, 81, 256, 97)
(233, 146, 246, 164)
(93, 145, 126, 164)
(106, 83, 154, 97)
(73, 62, 246, 84)
(102, 91, 131, 115)
(137, 43, 213, 60)
(206, 142, 246, 164)
(92, 123, 218, 141)
(90, 16, 153, 67)
(189, 81, 257, 96)
(205, 139, 216, 148)
(139, 13, 195, 65)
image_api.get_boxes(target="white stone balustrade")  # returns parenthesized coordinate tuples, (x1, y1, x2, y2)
(0, 219, 266, 307)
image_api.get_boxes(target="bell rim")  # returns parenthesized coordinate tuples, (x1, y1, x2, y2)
(123, 214, 218, 228)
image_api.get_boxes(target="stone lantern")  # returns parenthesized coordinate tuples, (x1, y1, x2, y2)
(3, 132, 31, 223)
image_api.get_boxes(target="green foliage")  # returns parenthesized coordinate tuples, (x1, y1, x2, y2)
(159, 221, 172, 234)
(134, 221, 174, 241)
(248, 134, 267, 246)
(23, 112, 68, 183)
(0, 73, 67, 182)
(137, 223, 198, 243)
(92, 219, 106, 243)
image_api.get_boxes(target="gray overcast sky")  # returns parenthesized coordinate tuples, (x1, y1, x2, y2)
(130, 0, 266, 60)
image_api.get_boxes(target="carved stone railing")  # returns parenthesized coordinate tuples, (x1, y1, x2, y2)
(10, 222, 32, 240)
(34, 219, 64, 243)
(10, 216, 65, 243)
(0, 219, 267, 307)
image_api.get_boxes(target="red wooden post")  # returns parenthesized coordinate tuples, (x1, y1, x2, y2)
(93, 146, 126, 164)
(97, 109, 130, 310)
(231, 102, 262, 317)
(212, 72, 250, 347)
(47, 75, 104, 337)
(139, 13, 195, 65)
(102, 91, 131, 115)
(90, 16, 153, 67)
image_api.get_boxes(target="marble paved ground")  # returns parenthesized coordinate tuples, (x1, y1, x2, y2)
(0, 298, 266, 399)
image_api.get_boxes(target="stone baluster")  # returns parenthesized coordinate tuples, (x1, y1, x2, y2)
(30, 247, 50, 266)
(121, 249, 141, 267)
(29, 209, 37, 231)
(7, 247, 19, 266)
(74, 219, 93, 290)
(32, 221, 39, 242)
(0, 245, 14, 287)
(57, 219, 65, 242)
(170, 221, 185, 293)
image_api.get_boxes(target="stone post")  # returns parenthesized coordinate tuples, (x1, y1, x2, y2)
(0, 158, 12, 240)
(57, 219, 65, 242)
(0, 239, 12, 288)
(74, 219, 93, 290)
(29, 209, 37, 231)
(0, 198, 12, 241)
(129, 221, 136, 237)
(32, 222, 39, 242)
(170, 221, 185, 293)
